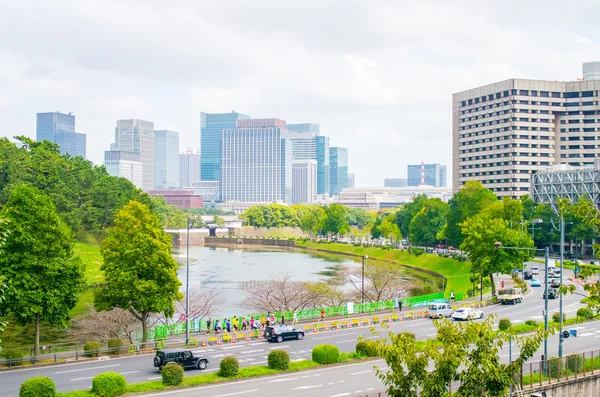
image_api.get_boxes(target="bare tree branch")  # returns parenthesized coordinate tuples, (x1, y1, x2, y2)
(245, 272, 322, 313)
(155, 286, 225, 325)
(70, 305, 139, 344)
(345, 261, 407, 302)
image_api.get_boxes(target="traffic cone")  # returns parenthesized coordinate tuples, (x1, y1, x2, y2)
(232, 337, 236, 344)
(246, 335, 250, 342)
(201, 340, 207, 347)
(217, 339, 222, 345)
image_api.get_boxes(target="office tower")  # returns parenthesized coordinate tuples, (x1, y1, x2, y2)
(36, 112, 86, 158)
(407, 163, 447, 187)
(292, 160, 317, 204)
(221, 118, 292, 203)
(104, 151, 143, 188)
(453, 61, 600, 198)
(287, 123, 320, 161)
(113, 119, 154, 191)
(200, 112, 250, 184)
(329, 147, 348, 196)
(348, 173, 356, 188)
(384, 178, 407, 187)
(179, 151, 200, 188)
(154, 130, 180, 189)
(316, 136, 330, 195)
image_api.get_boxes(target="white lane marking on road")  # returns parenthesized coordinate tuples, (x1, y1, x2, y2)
(350, 369, 373, 375)
(579, 332, 594, 337)
(293, 385, 323, 390)
(148, 376, 162, 380)
(211, 390, 258, 397)
(254, 361, 267, 364)
(313, 335, 339, 340)
(337, 339, 360, 343)
(56, 364, 120, 374)
(268, 377, 298, 383)
(313, 374, 320, 376)
(302, 375, 310, 378)
(329, 393, 350, 397)
(426, 333, 437, 337)
(338, 380, 346, 383)
(269, 345, 289, 349)
(328, 382, 334, 385)
(367, 388, 374, 391)
(240, 349, 264, 354)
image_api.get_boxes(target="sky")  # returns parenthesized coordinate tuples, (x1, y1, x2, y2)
(1, 0, 599, 187)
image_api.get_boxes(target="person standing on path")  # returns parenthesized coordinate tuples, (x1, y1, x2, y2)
(293, 311, 298, 325)
(501, 280, 505, 289)
(280, 315, 285, 325)
(450, 290, 455, 302)
(206, 318, 212, 335)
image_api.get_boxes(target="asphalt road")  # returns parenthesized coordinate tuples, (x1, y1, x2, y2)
(0, 267, 593, 397)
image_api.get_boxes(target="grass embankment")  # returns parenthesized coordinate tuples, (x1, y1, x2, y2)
(0, 241, 103, 351)
(297, 242, 472, 298)
(56, 360, 321, 397)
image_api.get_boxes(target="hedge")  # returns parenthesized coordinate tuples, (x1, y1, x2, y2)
(268, 350, 290, 371)
(498, 318, 512, 332)
(3, 349, 24, 366)
(219, 356, 239, 377)
(84, 341, 101, 358)
(107, 339, 123, 355)
(19, 377, 56, 397)
(577, 307, 593, 320)
(355, 340, 379, 357)
(91, 372, 127, 397)
(161, 363, 184, 386)
(312, 344, 339, 364)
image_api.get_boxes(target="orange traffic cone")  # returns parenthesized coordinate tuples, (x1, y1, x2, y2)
(201, 340, 207, 347)
(217, 339, 222, 345)
(245, 335, 250, 342)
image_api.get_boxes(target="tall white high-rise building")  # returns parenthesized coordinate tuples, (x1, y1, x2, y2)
(453, 62, 600, 198)
(154, 130, 180, 189)
(287, 123, 319, 160)
(221, 119, 292, 203)
(179, 152, 200, 188)
(292, 160, 317, 204)
(114, 119, 154, 191)
(104, 151, 143, 189)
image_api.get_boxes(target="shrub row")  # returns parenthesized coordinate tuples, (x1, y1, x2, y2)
(19, 373, 127, 397)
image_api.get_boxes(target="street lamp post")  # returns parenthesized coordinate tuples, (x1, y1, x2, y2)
(361, 255, 368, 305)
(558, 217, 565, 357)
(531, 218, 543, 245)
(185, 216, 193, 345)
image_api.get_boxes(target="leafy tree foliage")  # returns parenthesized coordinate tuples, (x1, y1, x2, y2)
(0, 137, 185, 231)
(94, 201, 182, 346)
(0, 185, 85, 356)
(298, 205, 327, 237)
(392, 195, 429, 242)
(322, 204, 350, 237)
(446, 181, 497, 247)
(409, 198, 448, 246)
(372, 315, 547, 396)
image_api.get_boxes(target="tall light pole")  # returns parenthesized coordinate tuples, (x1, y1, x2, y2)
(361, 255, 368, 305)
(558, 217, 564, 357)
(185, 216, 193, 345)
(530, 218, 543, 245)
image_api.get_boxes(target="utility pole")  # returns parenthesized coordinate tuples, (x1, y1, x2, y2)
(559, 216, 565, 357)
(543, 246, 549, 367)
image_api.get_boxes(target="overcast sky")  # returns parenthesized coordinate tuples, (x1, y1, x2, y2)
(1, 0, 599, 187)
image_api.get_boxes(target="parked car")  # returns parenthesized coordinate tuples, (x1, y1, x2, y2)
(543, 288, 558, 299)
(153, 348, 209, 371)
(524, 271, 533, 280)
(263, 325, 305, 343)
(451, 308, 484, 321)
(550, 279, 561, 288)
(530, 278, 541, 287)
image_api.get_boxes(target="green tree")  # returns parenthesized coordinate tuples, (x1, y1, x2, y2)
(520, 194, 537, 222)
(446, 181, 497, 247)
(460, 214, 533, 295)
(213, 215, 226, 228)
(393, 195, 428, 242)
(409, 198, 448, 246)
(94, 201, 182, 347)
(0, 185, 85, 357)
(322, 204, 350, 237)
(241, 206, 266, 227)
(373, 315, 547, 396)
(298, 205, 326, 237)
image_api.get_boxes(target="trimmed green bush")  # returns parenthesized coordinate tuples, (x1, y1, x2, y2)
(107, 339, 123, 355)
(3, 349, 24, 366)
(356, 340, 379, 357)
(161, 363, 184, 386)
(498, 318, 512, 331)
(567, 354, 584, 373)
(577, 307, 593, 320)
(219, 356, 239, 377)
(547, 357, 563, 378)
(312, 344, 340, 364)
(91, 372, 126, 397)
(525, 320, 538, 326)
(552, 312, 567, 323)
(268, 350, 290, 371)
(84, 341, 101, 358)
(19, 376, 56, 397)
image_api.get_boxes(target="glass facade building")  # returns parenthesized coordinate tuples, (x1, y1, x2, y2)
(114, 119, 155, 191)
(154, 130, 180, 189)
(316, 136, 330, 195)
(329, 147, 348, 196)
(36, 112, 86, 158)
(179, 152, 200, 188)
(407, 163, 447, 187)
(200, 112, 250, 184)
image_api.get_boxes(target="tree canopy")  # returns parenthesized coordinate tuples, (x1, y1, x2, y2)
(0, 185, 85, 356)
(94, 201, 182, 346)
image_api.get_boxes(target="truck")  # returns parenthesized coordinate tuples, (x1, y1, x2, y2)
(497, 287, 523, 305)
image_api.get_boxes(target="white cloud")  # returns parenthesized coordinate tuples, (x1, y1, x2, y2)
(0, 0, 599, 187)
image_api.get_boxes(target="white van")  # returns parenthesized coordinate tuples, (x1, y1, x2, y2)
(531, 266, 540, 275)
(428, 302, 453, 319)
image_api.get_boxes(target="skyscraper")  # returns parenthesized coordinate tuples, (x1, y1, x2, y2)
(292, 160, 317, 204)
(329, 147, 348, 196)
(287, 123, 319, 161)
(36, 112, 86, 158)
(154, 130, 180, 189)
(103, 151, 143, 188)
(316, 136, 330, 195)
(179, 151, 200, 188)
(453, 62, 600, 198)
(348, 173, 356, 188)
(407, 163, 447, 187)
(221, 119, 292, 203)
(114, 119, 154, 191)
(200, 112, 250, 184)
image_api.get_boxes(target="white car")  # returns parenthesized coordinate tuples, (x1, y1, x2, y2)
(451, 308, 484, 321)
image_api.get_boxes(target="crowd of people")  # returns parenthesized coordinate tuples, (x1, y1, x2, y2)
(204, 309, 324, 334)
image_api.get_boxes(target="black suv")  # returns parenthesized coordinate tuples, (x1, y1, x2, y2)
(153, 348, 209, 371)
(543, 288, 558, 300)
(523, 271, 533, 280)
(263, 325, 305, 343)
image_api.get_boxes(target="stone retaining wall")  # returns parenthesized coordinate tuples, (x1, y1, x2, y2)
(205, 237, 297, 247)
(523, 371, 600, 396)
